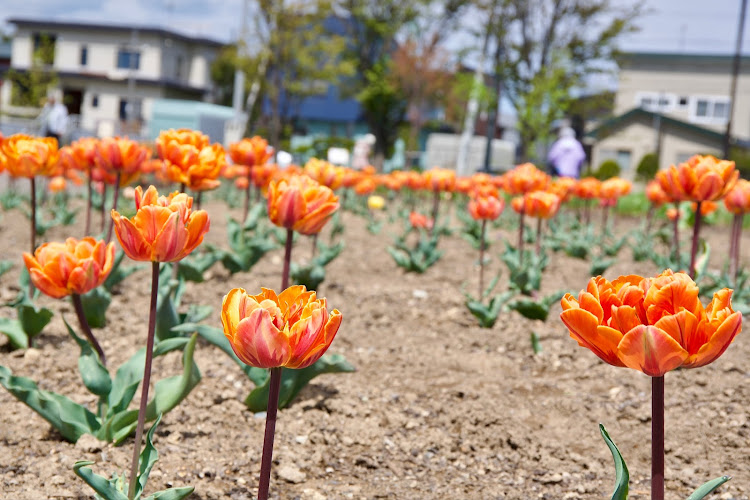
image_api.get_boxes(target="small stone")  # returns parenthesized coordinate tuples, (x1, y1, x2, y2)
(540, 473, 564, 484)
(295, 435, 309, 444)
(75, 434, 103, 453)
(24, 348, 41, 362)
(412, 289, 428, 299)
(277, 464, 306, 483)
(301, 489, 327, 500)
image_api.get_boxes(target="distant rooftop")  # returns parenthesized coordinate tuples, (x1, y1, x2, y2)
(621, 51, 750, 64)
(7, 18, 225, 48)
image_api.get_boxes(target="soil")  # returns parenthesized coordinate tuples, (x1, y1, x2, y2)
(1, 195, 749, 500)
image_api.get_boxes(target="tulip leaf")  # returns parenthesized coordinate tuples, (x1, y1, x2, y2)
(0, 260, 12, 278)
(135, 414, 163, 498)
(686, 475, 730, 500)
(508, 298, 549, 321)
(104, 250, 142, 292)
(73, 461, 129, 500)
(0, 365, 100, 443)
(146, 487, 195, 500)
(145, 334, 201, 421)
(530, 331, 542, 354)
(245, 354, 356, 412)
(599, 423, 629, 500)
(80, 287, 112, 329)
(16, 302, 53, 339)
(0, 317, 29, 349)
(155, 288, 180, 342)
(65, 318, 112, 398)
(174, 323, 265, 383)
(291, 263, 327, 291)
(590, 257, 615, 277)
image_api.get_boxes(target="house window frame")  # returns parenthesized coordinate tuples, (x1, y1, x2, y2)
(688, 95, 730, 125)
(116, 49, 141, 70)
(80, 45, 88, 66)
(635, 91, 676, 113)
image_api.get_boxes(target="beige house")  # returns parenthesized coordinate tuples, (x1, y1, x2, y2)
(2, 18, 223, 137)
(588, 52, 749, 178)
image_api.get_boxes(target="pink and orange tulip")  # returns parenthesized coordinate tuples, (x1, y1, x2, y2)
(724, 178, 750, 214)
(221, 285, 342, 369)
(267, 175, 339, 235)
(468, 194, 504, 220)
(657, 155, 738, 202)
(111, 185, 210, 262)
(0, 134, 59, 178)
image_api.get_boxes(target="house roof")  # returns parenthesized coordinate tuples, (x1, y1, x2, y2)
(586, 107, 725, 142)
(7, 18, 224, 48)
(620, 51, 750, 65)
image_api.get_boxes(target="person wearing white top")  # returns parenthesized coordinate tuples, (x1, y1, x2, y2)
(41, 96, 69, 143)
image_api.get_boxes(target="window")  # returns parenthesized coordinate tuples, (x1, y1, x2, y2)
(119, 98, 142, 120)
(690, 96, 730, 123)
(635, 92, 675, 112)
(91, 95, 99, 108)
(117, 49, 140, 70)
(175, 55, 184, 79)
(678, 96, 689, 107)
(80, 46, 88, 66)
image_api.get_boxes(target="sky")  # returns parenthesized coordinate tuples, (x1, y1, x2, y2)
(1, 0, 749, 55)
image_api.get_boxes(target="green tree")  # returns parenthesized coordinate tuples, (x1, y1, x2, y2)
(8, 34, 57, 107)
(485, 0, 643, 160)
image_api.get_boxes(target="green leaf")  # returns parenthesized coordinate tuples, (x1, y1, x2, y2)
(145, 334, 201, 421)
(291, 263, 327, 291)
(65, 318, 112, 398)
(173, 323, 265, 384)
(73, 461, 129, 500)
(245, 354, 355, 412)
(0, 317, 29, 349)
(135, 414, 163, 499)
(599, 424, 629, 500)
(0, 365, 100, 442)
(146, 487, 195, 500)
(590, 258, 615, 277)
(155, 289, 180, 342)
(508, 298, 549, 321)
(16, 302, 53, 339)
(0, 260, 13, 278)
(80, 287, 113, 329)
(104, 251, 142, 292)
(686, 475, 731, 500)
(465, 299, 498, 328)
(530, 331, 542, 354)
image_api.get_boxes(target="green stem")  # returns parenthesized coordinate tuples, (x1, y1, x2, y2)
(478, 219, 486, 298)
(256, 367, 283, 500)
(106, 172, 121, 244)
(85, 169, 93, 236)
(72, 293, 107, 366)
(518, 210, 525, 265)
(672, 203, 680, 268)
(652, 375, 665, 500)
(127, 261, 160, 500)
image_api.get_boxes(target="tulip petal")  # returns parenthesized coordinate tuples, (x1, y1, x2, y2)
(28, 268, 69, 298)
(222, 288, 248, 339)
(233, 308, 290, 368)
(560, 308, 625, 367)
(617, 325, 688, 376)
(653, 310, 699, 351)
(112, 210, 152, 261)
(152, 211, 189, 262)
(684, 311, 742, 368)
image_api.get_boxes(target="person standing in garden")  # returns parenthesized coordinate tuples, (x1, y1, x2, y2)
(40, 95, 69, 144)
(547, 126, 586, 178)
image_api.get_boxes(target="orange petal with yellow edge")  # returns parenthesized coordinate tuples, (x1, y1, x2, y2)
(684, 311, 741, 368)
(560, 308, 624, 367)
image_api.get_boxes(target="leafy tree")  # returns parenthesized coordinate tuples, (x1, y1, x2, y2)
(636, 152, 658, 182)
(8, 34, 57, 107)
(485, 0, 643, 160)
(357, 61, 407, 161)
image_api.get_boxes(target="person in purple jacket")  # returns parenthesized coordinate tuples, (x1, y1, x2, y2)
(547, 126, 586, 178)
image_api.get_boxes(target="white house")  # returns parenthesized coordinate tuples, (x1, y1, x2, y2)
(2, 18, 224, 137)
(588, 52, 749, 178)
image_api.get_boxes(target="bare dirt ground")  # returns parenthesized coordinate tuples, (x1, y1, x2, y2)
(1, 195, 749, 500)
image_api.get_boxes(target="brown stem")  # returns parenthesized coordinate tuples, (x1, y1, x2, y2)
(195, 190, 203, 211)
(672, 203, 680, 267)
(431, 190, 440, 237)
(127, 261, 160, 500)
(518, 210, 525, 265)
(689, 201, 702, 279)
(479, 219, 487, 298)
(71, 293, 107, 366)
(257, 367, 283, 500)
(85, 170, 92, 236)
(311, 233, 318, 259)
(601, 206, 609, 235)
(652, 375, 665, 500)
(731, 214, 743, 284)
(100, 184, 107, 233)
(535, 217, 543, 257)
(106, 172, 121, 244)
(29, 177, 37, 256)
(282, 228, 293, 289)
(243, 169, 252, 223)
(645, 205, 654, 234)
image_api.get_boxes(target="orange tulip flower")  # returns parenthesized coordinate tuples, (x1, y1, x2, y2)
(511, 190, 561, 219)
(0, 134, 59, 178)
(666, 207, 681, 222)
(600, 177, 632, 202)
(656, 155, 738, 202)
(646, 180, 672, 207)
(403, 170, 426, 191)
(229, 136, 273, 167)
(503, 163, 549, 195)
(424, 168, 456, 192)
(305, 158, 345, 190)
(724, 178, 750, 214)
(468, 194, 504, 220)
(353, 176, 377, 196)
(48, 176, 67, 193)
(111, 185, 210, 262)
(94, 136, 151, 186)
(560, 270, 742, 377)
(157, 129, 226, 191)
(409, 211, 433, 230)
(267, 175, 339, 235)
(547, 177, 576, 202)
(573, 177, 601, 199)
(221, 285, 342, 369)
(23, 237, 115, 299)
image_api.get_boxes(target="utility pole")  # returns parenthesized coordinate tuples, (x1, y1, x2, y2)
(482, 38, 503, 172)
(232, 0, 249, 117)
(456, 0, 498, 177)
(724, 0, 748, 159)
